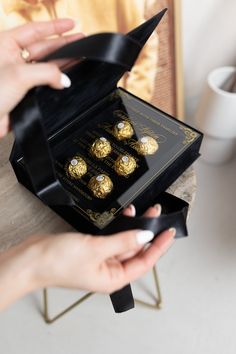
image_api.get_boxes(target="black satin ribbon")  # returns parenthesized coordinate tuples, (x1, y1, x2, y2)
(10, 10, 188, 314)
(109, 193, 188, 313)
(110, 285, 134, 313)
(104, 210, 188, 239)
(104, 191, 189, 238)
(11, 93, 75, 206)
(42, 33, 141, 70)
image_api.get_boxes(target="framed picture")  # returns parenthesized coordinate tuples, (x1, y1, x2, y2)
(146, 0, 184, 120)
(0, 0, 184, 120)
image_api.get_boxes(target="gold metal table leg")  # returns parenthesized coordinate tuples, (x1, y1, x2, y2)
(43, 289, 94, 324)
(42, 265, 162, 324)
(134, 265, 162, 310)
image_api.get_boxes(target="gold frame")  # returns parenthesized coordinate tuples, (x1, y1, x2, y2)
(174, 0, 185, 120)
(149, 0, 184, 120)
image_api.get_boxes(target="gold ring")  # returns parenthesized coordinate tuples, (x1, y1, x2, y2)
(20, 48, 30, 62)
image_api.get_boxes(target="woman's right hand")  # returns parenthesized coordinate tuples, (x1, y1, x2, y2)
(0, 18, 84, 138)
(24, 206, 175, 295)
(0, 61, 71, 138)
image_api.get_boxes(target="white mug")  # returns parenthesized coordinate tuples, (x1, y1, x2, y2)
(195, 66, 236, 164)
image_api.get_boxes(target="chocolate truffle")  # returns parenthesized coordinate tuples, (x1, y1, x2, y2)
(90, 137, 112, 159)
(88, 174, 113, 199)
(113, 120, 134, 140)
(133, 136, 159, 155)
(66, 156, 87, 179)
(114, 155, 137, 176)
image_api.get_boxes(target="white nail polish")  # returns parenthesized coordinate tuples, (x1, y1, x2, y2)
(61, 73, 71, 88)
(169, 228, 176, 237)
(154, 204, 162, 216)
(129, 204, 136, 217)
(136, 230, 154, 245)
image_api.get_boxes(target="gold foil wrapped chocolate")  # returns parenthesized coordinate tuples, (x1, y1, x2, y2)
(133, 136, 159, 155)
(113, 120, 134, 140)
(66, 156, 87, 179)
(90, 137, 112, 159)
(114, 155, 137, 176)
(88, 174, 113, 199)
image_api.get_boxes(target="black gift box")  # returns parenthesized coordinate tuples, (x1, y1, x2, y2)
(10, 9, 203, 313)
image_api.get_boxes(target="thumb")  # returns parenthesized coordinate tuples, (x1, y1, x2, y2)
(1, 63, 71, 117)
(96, 229, 155, 259)
(0, 63, 71, 117)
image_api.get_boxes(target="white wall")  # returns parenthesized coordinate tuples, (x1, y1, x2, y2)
(182, 0, 236, 118)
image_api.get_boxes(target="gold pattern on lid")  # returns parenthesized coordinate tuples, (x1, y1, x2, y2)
(87, 209, 116, 228)
(179, 127, 198, 145)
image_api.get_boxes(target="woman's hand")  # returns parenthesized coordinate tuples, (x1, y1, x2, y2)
(0, 19, 84, 138)
(35, 206, 175, 294)
(0, 205, 175, 310)
(0, 61, 71, 137)
(0, 18, 83, 65)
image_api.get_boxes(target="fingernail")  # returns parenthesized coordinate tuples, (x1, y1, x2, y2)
(71, 19, 80, 26)
(129, 204, 136, 217)
(61, 73, 71, 88)
(136, 230, 154, 245)
(168, 228, 176, 237)
(154, 204, 162, 216)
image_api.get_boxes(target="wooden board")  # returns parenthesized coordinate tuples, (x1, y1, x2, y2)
(146, 0, 184, 120)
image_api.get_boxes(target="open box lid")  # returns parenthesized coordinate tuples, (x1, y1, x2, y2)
(37, 9, 168, 138)
(10, 9, 167, 206)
